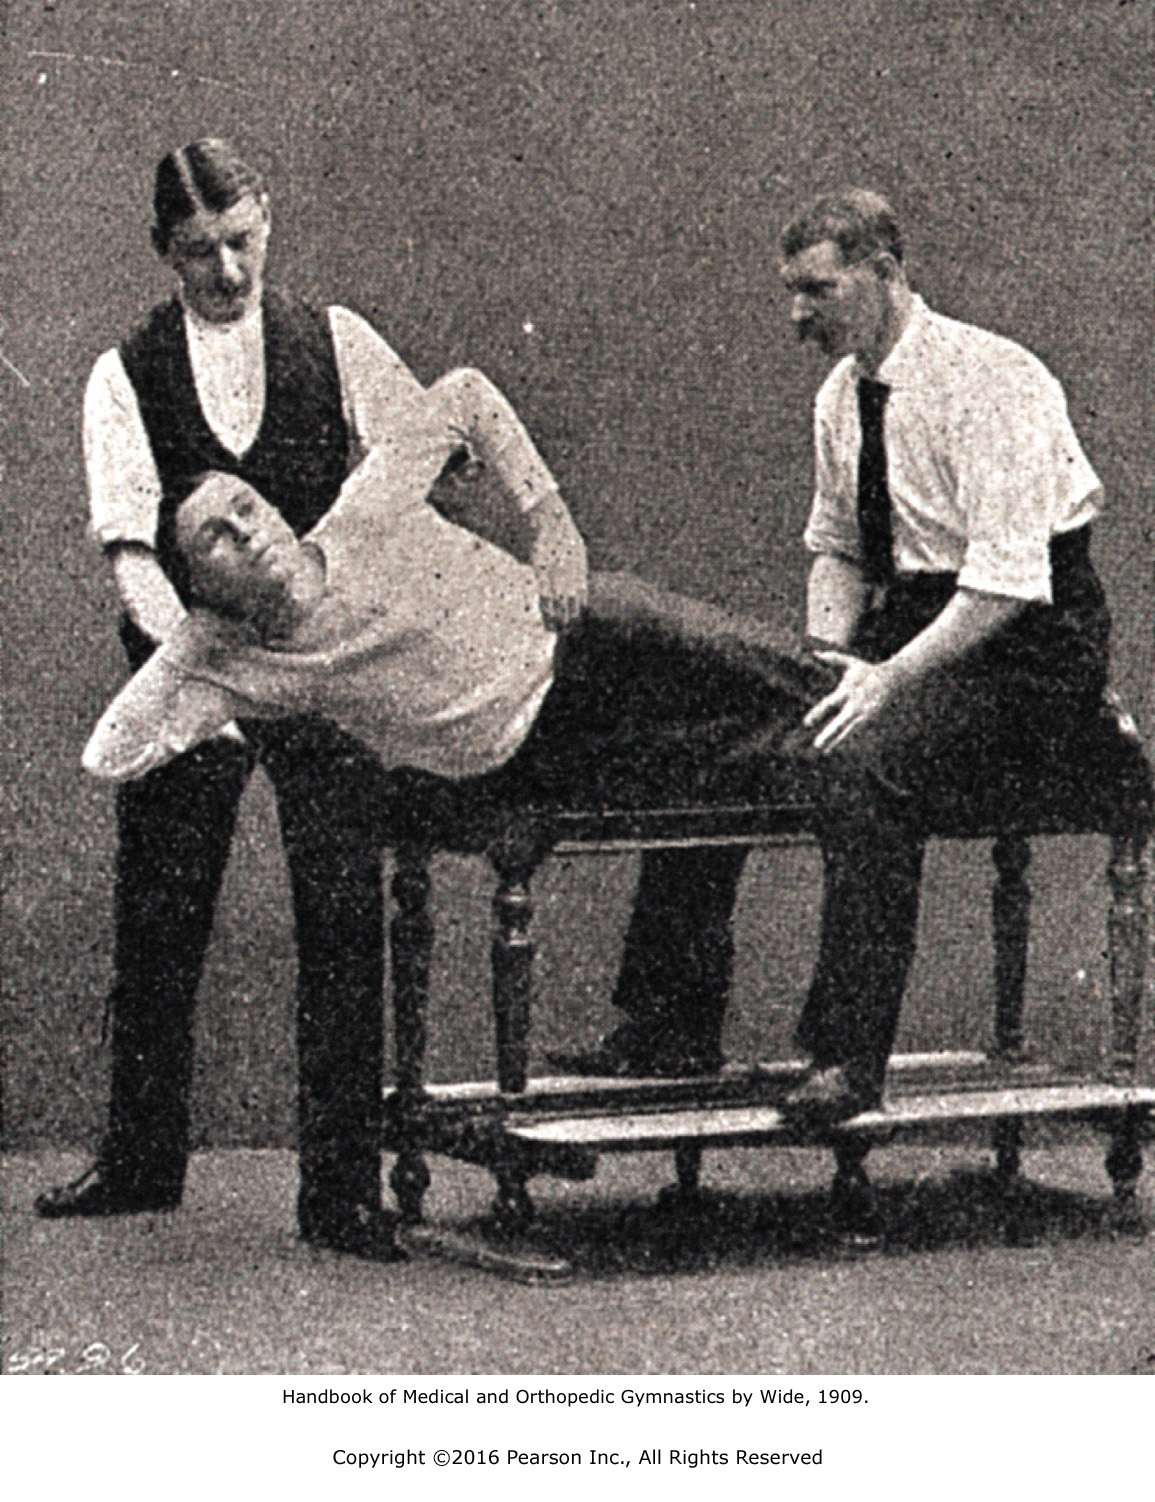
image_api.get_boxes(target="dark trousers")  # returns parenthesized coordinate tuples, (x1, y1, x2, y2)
(467, 572, 834, 1052)
(103, 679, 390, 1228)
(603, 531, 1112, 1088)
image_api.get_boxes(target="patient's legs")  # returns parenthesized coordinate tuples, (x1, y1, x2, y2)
(520, 573, 830, 1076)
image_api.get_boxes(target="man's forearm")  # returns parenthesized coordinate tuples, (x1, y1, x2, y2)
(806, 553, 869, 647)
(109, 542, 187, 643)
(806, 584, 1030, 753)
(884, 587, 1027, 688)
(83, 639, 241, 781)
(432, 367, 588, 626)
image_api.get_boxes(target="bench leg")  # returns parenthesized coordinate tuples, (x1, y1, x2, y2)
(493, 1148, 536, 1235)
(830, 1138, 879, 1239)
(1105, 1110, 1146, 1205)
(674, 1142, 703, 1197)
(992, 834, 1031, 1061)
(388, 843, 433, 1224)
(489, 834, 545, 1233)
(491, 842, 539, 1096)
(1104, 1109, 1149, 1236)
(655, 1143, 705, 1212)
(1107, 834, 1148, 1079)
(992, 1119, 1023, 1184)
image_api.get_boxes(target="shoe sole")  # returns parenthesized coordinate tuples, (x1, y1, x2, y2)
(35, 1195, 180, 1219)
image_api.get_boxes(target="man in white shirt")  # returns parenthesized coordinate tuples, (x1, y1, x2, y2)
(563, 187, 1127, 1123)
(774, 187, 1117, 1125)
(37, 139, 584, 1260)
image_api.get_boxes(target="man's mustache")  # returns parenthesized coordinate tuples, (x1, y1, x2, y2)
(796, 319, 836, 350)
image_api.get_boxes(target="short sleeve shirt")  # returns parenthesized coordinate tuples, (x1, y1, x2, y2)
(802, 296, 1101, 603)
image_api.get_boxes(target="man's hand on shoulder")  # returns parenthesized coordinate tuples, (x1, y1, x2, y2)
(528, 490, 589, 631)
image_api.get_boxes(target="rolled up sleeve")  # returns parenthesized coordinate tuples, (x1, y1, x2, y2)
(803, 398, 862, 562)
(329, 306, 425, 462)
(83, 350, 163, 549)
(956, 361, 1098, 603)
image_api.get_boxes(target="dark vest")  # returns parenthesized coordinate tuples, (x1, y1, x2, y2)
(118, 291, 350, 665)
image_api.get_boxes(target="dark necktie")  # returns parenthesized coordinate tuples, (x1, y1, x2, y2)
(856, 377, 895, 586)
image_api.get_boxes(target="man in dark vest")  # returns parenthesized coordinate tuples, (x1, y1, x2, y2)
(34, 139, 452, 1258)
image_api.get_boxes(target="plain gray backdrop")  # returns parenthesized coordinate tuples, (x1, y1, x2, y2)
(2, 0, 1152, 1152)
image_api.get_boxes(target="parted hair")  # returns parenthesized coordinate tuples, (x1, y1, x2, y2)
(152, 138, 265, 253)
(780, 188, 903, 266)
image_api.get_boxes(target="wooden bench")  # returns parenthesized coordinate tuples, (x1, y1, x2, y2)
(379, 697, 1155, 1265)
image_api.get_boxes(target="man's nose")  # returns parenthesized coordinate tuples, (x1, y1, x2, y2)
(791, 293, 812, 324)
(215, 247, 244, 286)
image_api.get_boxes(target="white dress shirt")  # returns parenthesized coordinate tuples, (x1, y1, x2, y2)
(84, 302, 423, 547)
(803, 295, 1101, 603)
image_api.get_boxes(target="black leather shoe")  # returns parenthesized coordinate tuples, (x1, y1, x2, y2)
(546, 1022, 725, 1079)
(300, 1204, 407, 1263)
(779, 1066, 878, 1133)
(35, 1160, 182, 1219)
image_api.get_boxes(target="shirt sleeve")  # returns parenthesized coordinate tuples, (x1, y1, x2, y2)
(430, 367, 561, 513)
(83, 349, 165, 549)
(308, 369, 565, 582)
(82, 632, 241, 781)
(110, 546, 188, 644)
(955, 357, 1100, 603)
(802, 380, 862, 562)
(328, 305, 426, 462)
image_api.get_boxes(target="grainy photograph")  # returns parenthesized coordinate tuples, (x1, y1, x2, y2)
(3, 0, 1153, 1411)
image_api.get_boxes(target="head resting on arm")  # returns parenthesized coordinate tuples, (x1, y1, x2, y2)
(175, 472, 324, 639)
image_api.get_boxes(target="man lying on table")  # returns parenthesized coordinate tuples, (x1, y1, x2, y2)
(86, 364, 837, 894)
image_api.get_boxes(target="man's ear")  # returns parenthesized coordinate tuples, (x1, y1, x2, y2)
(871, 250, 902, 283)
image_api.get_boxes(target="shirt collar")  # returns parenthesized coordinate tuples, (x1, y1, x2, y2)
(182, 297, 264, 341)
(862, 293, 930, 390)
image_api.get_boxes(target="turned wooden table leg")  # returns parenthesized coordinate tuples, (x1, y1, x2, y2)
(492, 848, 537, 1098)
(1107, 834, 1148, 1080)
(388, 842, 433, 1224)
(992, 834, 1031, 1061)
(493, 1146, 537, 1236)
(489, 824, 547, 1229)
(992, 1120, 1022, 1185)
(990, 835, 1030, 1182)
(674, 1142, 703, 1197)
(830, 1137, 879, 1237)
(657, 1143, 705, 1211)
(1105, 1109, 1146, 1205)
